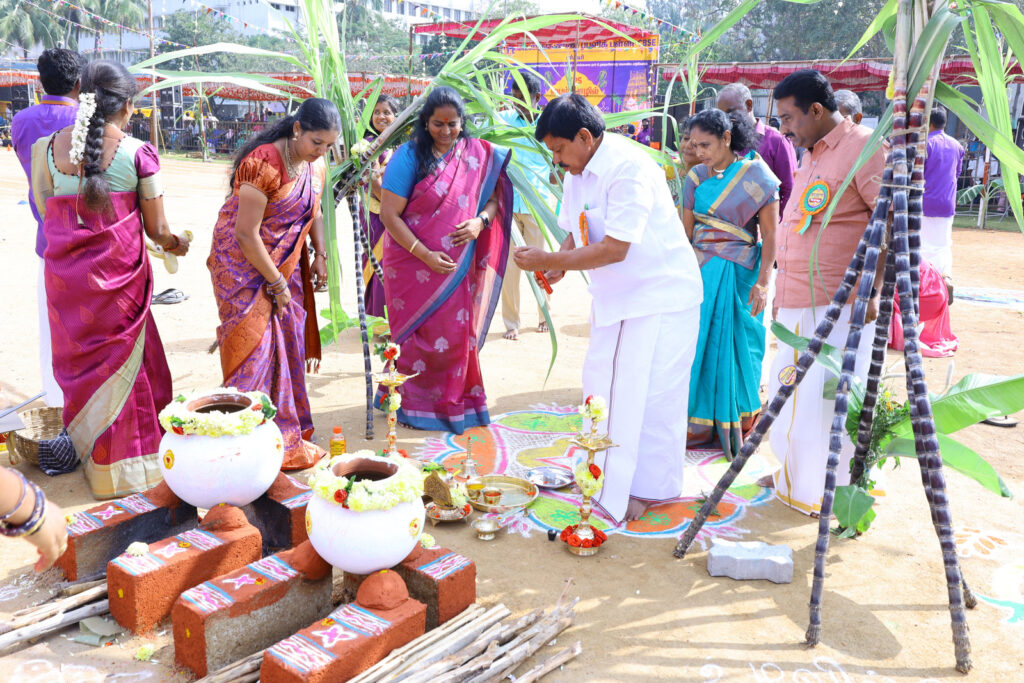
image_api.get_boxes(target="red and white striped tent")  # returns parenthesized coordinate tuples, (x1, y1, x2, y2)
(412, 14, 658, 48)
(659, 56, 1024, 92)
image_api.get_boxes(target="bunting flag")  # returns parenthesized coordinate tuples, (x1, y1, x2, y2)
(603, 0, 698, 40)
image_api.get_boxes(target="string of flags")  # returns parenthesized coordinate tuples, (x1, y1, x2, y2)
(27, 0, 192, 49)
(183, 0, 293, 40)
(602, 0, 700, 41)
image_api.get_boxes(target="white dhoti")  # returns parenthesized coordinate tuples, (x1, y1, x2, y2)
(37, 256, 62, 407)
(768, 304, 876, 515)
(585, 306, 700, 523)
(920, 214, 954, 277)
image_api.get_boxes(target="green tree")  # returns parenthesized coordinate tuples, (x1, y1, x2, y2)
(158, 10, 239, 71)
(0, 0, 61, 56)
(338, 1, 411, 74)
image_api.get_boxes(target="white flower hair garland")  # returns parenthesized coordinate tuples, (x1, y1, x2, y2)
(69, 93, 97, 167)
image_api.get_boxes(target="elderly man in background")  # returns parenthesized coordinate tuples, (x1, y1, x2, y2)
(11, 48, 84, 408)
(833, 89, 865, 126)
(717, 82, 797, 213)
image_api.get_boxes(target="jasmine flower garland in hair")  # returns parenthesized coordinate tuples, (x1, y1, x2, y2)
(69, 93, 97, 166)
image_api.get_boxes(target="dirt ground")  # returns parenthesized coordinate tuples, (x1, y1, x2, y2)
(1, 150, 1023, 682)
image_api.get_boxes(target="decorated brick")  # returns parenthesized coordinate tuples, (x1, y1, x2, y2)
(345, 546, 475, 631)
(239, 472, 313, 555)
(173, 541, 332, 677)
(107, 505, 262, 634)
(55, 482, 198, 581)
(261, 571, 426, 683)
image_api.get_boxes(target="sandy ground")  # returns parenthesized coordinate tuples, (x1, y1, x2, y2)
(1, 150, 1023, 682)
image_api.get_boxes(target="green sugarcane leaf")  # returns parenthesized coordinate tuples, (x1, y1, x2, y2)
(845, 0, 898, 60)
(886, 434, 1013, 498)
(905, 7, 962, 103)
(928, 373, 1024, 435)
(131, 42, 307, 72)
(833, 485, 876, 536)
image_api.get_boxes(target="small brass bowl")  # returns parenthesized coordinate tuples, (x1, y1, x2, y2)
(481, 487, 502, 506)
(472, 517, 500, 541)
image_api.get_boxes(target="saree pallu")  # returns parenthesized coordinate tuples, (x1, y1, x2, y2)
(381, 137, 512, 433)
(685, 157, 778, 457)
(43, 192, 171, 499)
(361, 143, 393, 318)
(889, 257, 958, 357)
(209, 162, 325, 470)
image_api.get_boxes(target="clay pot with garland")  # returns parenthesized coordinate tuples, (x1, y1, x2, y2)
(157, 389, 283, 509)
(306, 451, 426, 574)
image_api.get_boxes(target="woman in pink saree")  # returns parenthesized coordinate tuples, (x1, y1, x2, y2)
(31, 61, 190, 499)
(379, 87, 513, 433)
(208, 98, 340, 470)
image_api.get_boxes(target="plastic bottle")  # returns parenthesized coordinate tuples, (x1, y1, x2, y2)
(329, 426, 347, 456)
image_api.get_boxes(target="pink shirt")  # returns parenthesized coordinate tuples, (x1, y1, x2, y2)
(775, 118, 886, 309)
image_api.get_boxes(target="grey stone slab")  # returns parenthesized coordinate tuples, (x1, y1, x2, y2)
(707, 539, 793, 584)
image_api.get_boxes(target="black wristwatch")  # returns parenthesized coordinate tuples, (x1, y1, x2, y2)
(870, 287, 879, 298)
(478, 212, 491, 229)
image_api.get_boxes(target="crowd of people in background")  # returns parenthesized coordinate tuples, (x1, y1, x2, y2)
(4, 45, 975, 562)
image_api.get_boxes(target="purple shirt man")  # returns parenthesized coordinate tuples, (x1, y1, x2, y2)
(923, 128, 965, 218)
(717, 83, 796, 212)
(13, 94, 78, 256)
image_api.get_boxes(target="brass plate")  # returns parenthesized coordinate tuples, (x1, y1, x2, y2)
(468, 475, 539, 513)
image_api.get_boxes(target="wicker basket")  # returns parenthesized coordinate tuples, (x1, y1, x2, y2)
(5, 407, 63, 467)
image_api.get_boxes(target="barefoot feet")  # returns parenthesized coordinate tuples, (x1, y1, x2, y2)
(537, 320, 549, 333)
(503, 328, 518, 341)
(757, 475, 775, 488)
(624, 497, 651, 522)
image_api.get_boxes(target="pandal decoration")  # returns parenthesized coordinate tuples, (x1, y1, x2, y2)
(562, 394, 615, 556)
(309, 449, 424, 511)
(158, 389, 277, 437)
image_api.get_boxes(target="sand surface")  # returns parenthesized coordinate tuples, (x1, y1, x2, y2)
(1, 150, 1023, 682)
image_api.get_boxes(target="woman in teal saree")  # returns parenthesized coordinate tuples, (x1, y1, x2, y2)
(682, 109, 780, 457)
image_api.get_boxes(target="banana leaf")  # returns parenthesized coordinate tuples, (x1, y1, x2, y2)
(886, 434, 1013, 498)
(902, 373, 1024, 436)
(832, 485, 876, 537)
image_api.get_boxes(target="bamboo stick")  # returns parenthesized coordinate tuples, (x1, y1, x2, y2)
(58, 578, 106, 598)
(0, 599, 109, 653)
(4, 584, 107, 631)
(195, 649, 265, 683)
(464, 614, 575, 683)
(514, 641, 583, 683)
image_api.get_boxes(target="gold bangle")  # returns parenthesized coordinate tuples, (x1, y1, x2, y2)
(754, 284, 768, 293)
(409, 238, 421, 254)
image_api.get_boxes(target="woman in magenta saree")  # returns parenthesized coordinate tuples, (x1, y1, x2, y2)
(208, 98, 340, 470)
(31, 60, 190, 499)
(379, 87, 513, 433)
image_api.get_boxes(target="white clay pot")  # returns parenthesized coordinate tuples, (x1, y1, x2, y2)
(306, 456, 426, 575)
(158, 392, 283, 509)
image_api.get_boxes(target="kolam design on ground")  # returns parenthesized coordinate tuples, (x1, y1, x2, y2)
(414, 405, 772, 547)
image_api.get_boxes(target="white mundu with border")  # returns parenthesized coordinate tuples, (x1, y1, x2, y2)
(559, 133, 703, 523)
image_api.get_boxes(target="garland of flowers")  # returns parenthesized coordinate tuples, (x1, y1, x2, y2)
(69, 93, 97, 166)
(158, 389, 277, 437)
(578, 394, 607, 425)
(560, 524, 608, 549)
(310, 450, 424, 511)
(382, 392, 402, 413)
(575, 462, 604, 497)
(375, 341, 400, 366)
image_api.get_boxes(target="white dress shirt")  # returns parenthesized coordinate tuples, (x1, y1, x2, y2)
(557, 133, 703, 327)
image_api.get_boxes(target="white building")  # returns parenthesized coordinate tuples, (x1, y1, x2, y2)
(378, 0, 487, 46)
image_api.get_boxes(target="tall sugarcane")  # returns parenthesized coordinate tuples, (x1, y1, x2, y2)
(346, 192, 375, 440)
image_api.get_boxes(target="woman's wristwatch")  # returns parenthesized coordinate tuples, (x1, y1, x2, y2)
(313, 250, 328, 260)
(478, 212, 491, 229)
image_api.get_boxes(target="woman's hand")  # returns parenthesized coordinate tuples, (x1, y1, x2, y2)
(166, 232, 190, 257)
(273, 288, 292, 309)
(748, 282, 769, 317)
(312, 253, 328, 292)
(423, 249, 457, 275)
(26, 500, 68, 572)
(449, 217, 484, 248)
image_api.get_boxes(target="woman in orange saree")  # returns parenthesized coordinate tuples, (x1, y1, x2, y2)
(208, 98, 340, 470)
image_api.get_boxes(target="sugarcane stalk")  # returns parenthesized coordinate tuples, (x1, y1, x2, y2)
(347, 192, 375, 439)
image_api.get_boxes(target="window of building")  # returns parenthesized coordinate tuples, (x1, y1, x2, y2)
(443, 7, 450, 19)
(383, 0, 392, 11)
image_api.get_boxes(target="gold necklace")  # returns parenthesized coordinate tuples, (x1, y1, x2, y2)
(283, 138, 303, 178)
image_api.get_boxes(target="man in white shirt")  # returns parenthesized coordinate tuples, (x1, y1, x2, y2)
(513, 94, 704, 523)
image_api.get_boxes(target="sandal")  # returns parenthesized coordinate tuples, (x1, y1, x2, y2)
(152, 288, 189, 305)
(982, 416, 1018, 428)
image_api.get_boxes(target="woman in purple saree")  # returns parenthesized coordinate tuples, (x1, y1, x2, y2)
(31, 61, 190, 499)
(208, 98, 340, 470)
(379, 87, 513, 433)
(360, 94, 399, 317)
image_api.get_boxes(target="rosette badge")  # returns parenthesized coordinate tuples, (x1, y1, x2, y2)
(157, 389, 283, 508)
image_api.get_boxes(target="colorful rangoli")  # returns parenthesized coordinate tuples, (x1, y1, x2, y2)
(414, 405, 774, 548)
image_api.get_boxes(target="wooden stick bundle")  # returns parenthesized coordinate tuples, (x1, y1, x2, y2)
(0, 599, 110, 653)
(195, 650, 265, 683)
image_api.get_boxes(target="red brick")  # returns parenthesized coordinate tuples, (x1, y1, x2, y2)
(107, 505, 261, 634)
(56, 482, 198, 581)
(344, 546, 475, 631)
(239, 472, 312, 555)
(173, 542, 333, 678)
(260, 571, 426, 683)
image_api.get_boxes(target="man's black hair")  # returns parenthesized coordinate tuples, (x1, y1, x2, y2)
(37, 48, 85, 97)
(510, 70, 542, 99)
(772, 69, 837, 114)
(534, 93, 605, 142)
(930, 105, 948, 129)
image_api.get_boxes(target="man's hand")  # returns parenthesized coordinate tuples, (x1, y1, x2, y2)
(541, 269, 565, 286)
(865, 293, 880, 324)
(513, 246, 549, 272)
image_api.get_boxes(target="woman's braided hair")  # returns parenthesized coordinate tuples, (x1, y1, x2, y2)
(78, 60, 138, 214)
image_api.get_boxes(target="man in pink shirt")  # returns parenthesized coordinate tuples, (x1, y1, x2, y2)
(766, 69, 887, 516)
